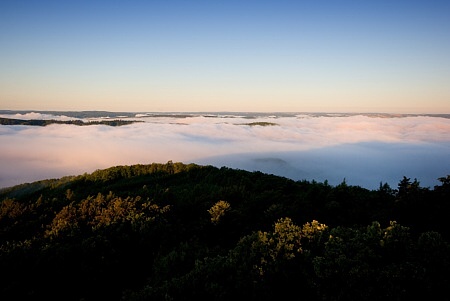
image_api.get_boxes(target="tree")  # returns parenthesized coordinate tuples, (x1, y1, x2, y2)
(208, 200, 231, 225)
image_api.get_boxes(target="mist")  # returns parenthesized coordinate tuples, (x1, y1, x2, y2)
(1, 114, 449, 190)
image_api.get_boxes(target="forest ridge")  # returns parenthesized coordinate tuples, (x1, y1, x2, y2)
(1, 162, 450, 300)
(0, 117, 139, 127)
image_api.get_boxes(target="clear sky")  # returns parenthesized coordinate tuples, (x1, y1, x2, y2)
(1, 0, 449, 113)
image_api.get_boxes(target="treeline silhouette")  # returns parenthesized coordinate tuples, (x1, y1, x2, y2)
(1, 162, 449, 300)
(0, 117, 139, 126)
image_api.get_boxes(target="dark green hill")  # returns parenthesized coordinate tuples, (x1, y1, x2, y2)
(1, 162, 449, 300)
(0, 117, 139, 126)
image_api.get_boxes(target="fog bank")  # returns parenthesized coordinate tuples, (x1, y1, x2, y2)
(1, 115, 449, 190)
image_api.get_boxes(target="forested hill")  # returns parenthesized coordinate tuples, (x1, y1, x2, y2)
(1, 162, 450, 300)
(0, 117, 138, 126)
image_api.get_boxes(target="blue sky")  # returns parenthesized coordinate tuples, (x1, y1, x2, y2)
(1, 0, 449, 113)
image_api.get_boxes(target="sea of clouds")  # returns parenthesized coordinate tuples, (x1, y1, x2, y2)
(1, 113, 449, 190)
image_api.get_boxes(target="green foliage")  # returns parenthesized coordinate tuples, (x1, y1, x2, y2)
(44, 192, 170, 240)
(253, 217, 303, 274)
(0, 162, 449, 300)
(208, 200, 231, 225)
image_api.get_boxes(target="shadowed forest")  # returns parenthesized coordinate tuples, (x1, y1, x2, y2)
(1, 162, 449, 300)
(0, 117, 138, 127)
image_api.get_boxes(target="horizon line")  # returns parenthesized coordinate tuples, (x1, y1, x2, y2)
(1, 109, 450, 115)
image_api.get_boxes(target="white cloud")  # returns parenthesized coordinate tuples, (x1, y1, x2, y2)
(1, 115, 449, 189)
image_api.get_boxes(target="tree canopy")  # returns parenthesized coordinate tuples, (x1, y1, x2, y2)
(1, 162, 449, 300)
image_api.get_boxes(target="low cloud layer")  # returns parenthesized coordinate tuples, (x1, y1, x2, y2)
(0, 112, 81, 121)
(1, 115, 450, 190)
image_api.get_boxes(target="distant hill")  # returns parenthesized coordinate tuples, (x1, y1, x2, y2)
(1, 162, 449, 300)
(0, 117, 140, 126)
(1, 109, 450, 120)
(0, 110, 138, 119)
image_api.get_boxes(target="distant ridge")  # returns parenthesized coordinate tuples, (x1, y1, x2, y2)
(0, 117, 139, 127)
(1, 109, 449, 119)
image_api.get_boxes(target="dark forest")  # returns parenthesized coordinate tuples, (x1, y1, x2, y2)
(1, 162, 449, 300)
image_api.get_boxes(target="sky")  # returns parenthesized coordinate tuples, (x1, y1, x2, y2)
(1, 0, 449, 113)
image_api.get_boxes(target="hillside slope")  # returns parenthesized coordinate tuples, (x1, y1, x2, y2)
(1, 162, 449, 300)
